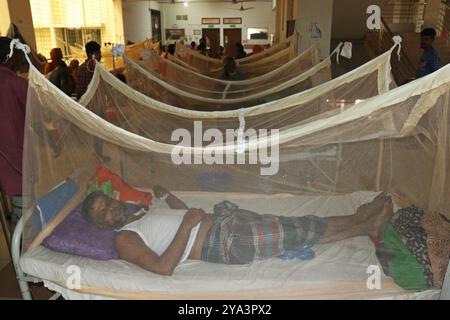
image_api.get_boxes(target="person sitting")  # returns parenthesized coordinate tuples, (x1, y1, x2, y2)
(68, 59, 80, 84)
(48, 60, 75, 96)
(215, 46, 225, 59)
(251, 44, 263, 56)
(190, 41, 196, 50)
(416, 28, 442, 79)
(81, 188, 394, 276)
(167, 43, 176, 56)
(45, 48, 64, 75)
(220, 57, 246, 81)
(235, 43, 247, 59)
(197, 43, 207, 56)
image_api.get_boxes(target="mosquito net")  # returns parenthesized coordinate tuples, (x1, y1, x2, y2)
(179, 33, 298, 73)
(132, 44, 321, 104)
(79, 42, 394, 118)
(121, 45, 329, 110)
(16, 38, 450, 298)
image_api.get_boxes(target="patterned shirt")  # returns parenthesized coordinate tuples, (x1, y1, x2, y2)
(76, 60, 95, 100)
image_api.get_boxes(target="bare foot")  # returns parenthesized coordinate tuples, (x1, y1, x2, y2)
(355, 192, 389, 224)
(368, 197, 394, 238)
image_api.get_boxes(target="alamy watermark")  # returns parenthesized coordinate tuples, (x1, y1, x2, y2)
(367, 5, 381, 30)
(66, 265, 81, 290)
(170, 121, 280, 176)
(367, 265, 382, 290)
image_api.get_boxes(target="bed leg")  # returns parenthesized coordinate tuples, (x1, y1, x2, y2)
(440, 260, 450, 300)
(12, 217, 33, 300)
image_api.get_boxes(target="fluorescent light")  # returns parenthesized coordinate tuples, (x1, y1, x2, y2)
(184, 1, 188, 7)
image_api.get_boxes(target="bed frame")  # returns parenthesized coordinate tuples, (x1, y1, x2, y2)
(11, 215, 450, 300)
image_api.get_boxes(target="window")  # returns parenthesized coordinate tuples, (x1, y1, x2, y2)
(30, 0, 120, 62)
(202, 18, 220, 25)
(247, 28, 269, 40)
(223, 18, 242, 25)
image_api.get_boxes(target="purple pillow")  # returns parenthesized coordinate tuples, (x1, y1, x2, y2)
(42, 203, 143, 260)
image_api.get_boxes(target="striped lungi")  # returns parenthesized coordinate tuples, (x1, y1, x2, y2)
(200, 200, 327, 264)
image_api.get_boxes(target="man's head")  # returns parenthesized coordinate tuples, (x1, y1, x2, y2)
(190, 41, 196, 49)
(420, 28, 437, 49)
(81, 192, 128, 229)
(85, 41, 102, 61)
(167, 43, 176, 55)
(0, 37, 20, 70)
(69, 59, 79, 69)
(50, 48, 63, 62)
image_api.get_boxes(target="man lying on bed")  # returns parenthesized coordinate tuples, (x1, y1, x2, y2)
(81, 186, 394, 276)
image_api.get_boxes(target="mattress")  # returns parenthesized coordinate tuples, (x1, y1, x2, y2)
(20, 191, 442, 299)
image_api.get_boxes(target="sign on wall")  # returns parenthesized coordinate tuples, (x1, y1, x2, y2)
(165, 28, 185, 41)
(202, 18, 220, 25)
(223, 17, 242, 25)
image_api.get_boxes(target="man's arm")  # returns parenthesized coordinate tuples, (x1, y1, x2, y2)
(153, 185, 188, 209)
(115, 208, 204, 276)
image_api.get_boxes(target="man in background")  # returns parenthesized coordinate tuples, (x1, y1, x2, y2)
(416, 28, 442, 78)
(76, 41, 102, 100)
(0, 37, 27, 223)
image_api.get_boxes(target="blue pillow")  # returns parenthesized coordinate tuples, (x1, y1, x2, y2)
(32, 179, 79, 233)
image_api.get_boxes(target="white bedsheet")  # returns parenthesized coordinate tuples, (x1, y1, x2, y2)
(20, 191, 441, 299)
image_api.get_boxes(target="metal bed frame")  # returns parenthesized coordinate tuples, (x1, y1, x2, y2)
(10, 214, 450, 300)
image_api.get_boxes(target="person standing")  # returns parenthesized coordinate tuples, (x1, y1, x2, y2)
(0, 37, 28, 222)
(76, 41, 102, 100)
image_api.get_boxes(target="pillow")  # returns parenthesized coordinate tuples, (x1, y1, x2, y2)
(42, 202, 143, 260)
(95, 164, 153, 205)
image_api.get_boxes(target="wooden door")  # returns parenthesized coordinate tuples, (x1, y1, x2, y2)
(202, 28, 220, 55)
(223, 28, 242, 58)
(151, 10, 162, 43)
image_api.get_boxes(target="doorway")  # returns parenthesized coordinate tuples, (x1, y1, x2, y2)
(202, 28, 220, 56)
(223, 28, 242, 58)
(151, 9, 162, 43)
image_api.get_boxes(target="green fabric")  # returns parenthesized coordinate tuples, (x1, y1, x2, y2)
(86, 180, 114, 197)
(380, 223, 428, 291)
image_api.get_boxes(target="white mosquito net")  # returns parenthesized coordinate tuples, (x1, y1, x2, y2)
(177, 33, 298, 74)
(17, 38, 450, 298)
(79, 42, 395, 118)
(128, 44, 321, 106)
(121, 45, 330, 110)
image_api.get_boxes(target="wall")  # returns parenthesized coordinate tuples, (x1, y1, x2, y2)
(295, 0, 333, 59)
(423, 0, 443, 30)
(331, 0, 390, 40)
(122, 0, 161, 43)
(0, 0, 10, 36)
(123, 1, 275, 46)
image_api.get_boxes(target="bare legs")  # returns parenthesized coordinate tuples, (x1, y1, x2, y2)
(318, 193, 394, 244)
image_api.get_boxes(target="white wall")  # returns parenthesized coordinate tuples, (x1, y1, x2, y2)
(122, 1, 161, 43)
(123, 1, 275, 45)
(296, 0, 333, 59)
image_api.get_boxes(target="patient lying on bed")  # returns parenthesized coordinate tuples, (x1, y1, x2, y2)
(81, 187, 394, 276)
